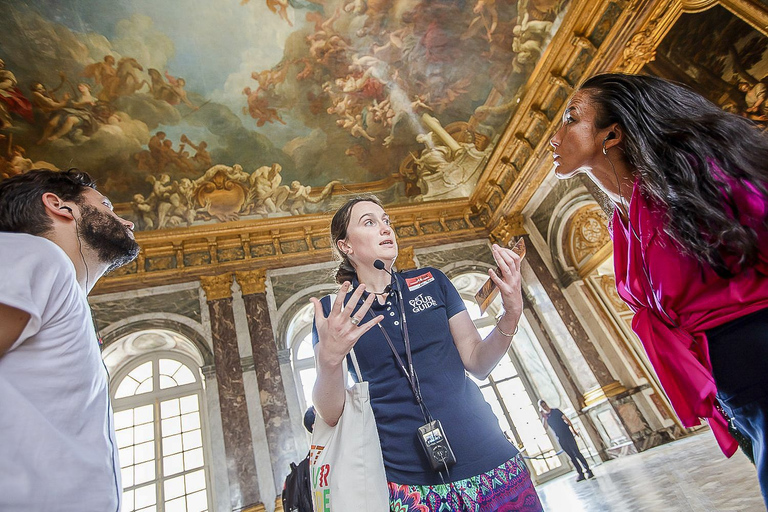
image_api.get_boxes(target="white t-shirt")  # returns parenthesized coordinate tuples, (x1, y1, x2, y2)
(0, 233, 121, 512)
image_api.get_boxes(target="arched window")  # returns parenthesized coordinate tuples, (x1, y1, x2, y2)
(286, 302, 317, 413)
(450, 272, 563, 478)
(108, 330, 212, 512)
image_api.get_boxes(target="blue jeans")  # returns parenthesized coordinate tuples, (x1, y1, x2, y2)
(708, 307, 768, 509)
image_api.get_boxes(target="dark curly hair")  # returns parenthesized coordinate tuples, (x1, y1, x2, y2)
(580, 73, 768, 277)
(0, 169, 97, 235)
(329, 195, 383, 284)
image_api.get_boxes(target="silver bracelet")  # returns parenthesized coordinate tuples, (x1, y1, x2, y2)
(496, 314, 518, 338)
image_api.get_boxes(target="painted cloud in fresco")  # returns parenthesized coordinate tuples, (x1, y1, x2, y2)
(0, 0, 568, 229)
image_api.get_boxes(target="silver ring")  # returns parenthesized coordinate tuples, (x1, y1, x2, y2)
(350, 316, 361, 326)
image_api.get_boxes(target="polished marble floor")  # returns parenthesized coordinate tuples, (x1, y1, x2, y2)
(536, 432, 764, 512)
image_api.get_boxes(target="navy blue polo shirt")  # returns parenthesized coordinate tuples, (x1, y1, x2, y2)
(312, 267, 517, 485)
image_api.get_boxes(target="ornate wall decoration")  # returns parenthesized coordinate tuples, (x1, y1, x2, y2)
(489, 214, 526, 246)
(200, 273, 234, 302)
(395, 246, 417, 271)
(568, 204, 611, 268)
(599, 275, 632, 313)
(617, 20, 659, 70)
(236, 269, 268, 296)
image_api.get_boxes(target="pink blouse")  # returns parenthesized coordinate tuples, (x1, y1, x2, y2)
(612, 179, 768, 456)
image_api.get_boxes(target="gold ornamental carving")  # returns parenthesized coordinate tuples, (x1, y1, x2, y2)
(396, 246, 417, 271)
(600, 275, 631, 312)
(236, 269, 268, 296)
(618, 20, 659, 71)
(200, 273, 234, 301)
(490, 215, 526, 246)
(568, 205, 611, 269)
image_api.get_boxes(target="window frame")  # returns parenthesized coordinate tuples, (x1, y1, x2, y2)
(111, 350, 213, 512)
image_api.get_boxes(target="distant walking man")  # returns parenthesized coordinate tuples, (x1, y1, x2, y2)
(539, 399, 594, 482)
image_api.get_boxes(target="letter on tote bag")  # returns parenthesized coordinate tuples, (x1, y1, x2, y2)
(309, 348, 389, 512)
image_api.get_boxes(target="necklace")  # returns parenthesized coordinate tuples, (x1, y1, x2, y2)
(370, 285, 391, 296)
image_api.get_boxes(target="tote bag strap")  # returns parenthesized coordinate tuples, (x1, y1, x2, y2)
(349, 348, 364, 383)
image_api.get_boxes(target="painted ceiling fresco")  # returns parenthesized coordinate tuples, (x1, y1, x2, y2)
(0, 0, 569, 230)
(644, 5, 768, 129)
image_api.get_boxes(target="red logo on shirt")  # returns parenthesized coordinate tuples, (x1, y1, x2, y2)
(405, 272, 434, 291)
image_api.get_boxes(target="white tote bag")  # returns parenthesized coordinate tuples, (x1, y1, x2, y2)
(309, 348, 389, 512)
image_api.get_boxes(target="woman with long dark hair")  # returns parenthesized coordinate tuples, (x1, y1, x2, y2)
(310, 196, 543, 511)
(550, 72, 768, 505)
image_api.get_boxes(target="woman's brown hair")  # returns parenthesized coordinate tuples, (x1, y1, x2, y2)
(329, 195, 383, 284)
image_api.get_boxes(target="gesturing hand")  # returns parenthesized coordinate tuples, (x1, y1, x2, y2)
(310, 281, 384, 367)
(489, 243, 523, 324)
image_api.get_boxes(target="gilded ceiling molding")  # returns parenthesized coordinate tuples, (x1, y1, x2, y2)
(616, 19, 660, 70)
(472, 0, 641, 223)
(683, 0, 768, 34)
(199, 273, 234, 302)
(489, 214, 526, 247)
(93, 200, 488, 295)
(474, 0, 683, 224)
(235, 269, 267, 296)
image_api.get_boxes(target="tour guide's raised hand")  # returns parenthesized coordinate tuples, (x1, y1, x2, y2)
(489, 243, 523, 327)
(310, 281, 384, 367)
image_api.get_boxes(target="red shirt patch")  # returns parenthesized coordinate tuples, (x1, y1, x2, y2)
(405, 271, 434, 291)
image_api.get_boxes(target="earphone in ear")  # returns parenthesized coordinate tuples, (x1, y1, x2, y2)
(602, 132, 616, 155)
(60, 206, 72, 212)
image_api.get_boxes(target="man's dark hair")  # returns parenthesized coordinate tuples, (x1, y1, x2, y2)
(0, 169, 97, 235)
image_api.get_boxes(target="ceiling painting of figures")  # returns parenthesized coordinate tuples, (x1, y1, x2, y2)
(644, 5, 768, 129)
(0, 0, 569, 230)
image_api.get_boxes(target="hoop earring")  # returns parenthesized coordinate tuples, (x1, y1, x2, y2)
(602, 140, 608, 155)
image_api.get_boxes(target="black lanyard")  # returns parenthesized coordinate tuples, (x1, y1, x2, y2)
(374, 281, 432, 424)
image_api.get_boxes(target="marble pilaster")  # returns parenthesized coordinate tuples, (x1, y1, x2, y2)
(237, 270, 300, 494)
(200, 274, 262, 510)
(523, 236, 617, 386)
(522, 238, 668, 454)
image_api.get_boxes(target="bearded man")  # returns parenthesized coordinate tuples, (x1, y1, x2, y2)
(0, 169, 140, 511)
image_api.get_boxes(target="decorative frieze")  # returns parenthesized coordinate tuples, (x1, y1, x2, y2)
(94, 200, 487, 295)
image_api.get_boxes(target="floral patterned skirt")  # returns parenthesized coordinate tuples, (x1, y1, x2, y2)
(388, 454, 543, 512)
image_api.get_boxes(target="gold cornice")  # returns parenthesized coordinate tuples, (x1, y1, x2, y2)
(489, 214, 526, 247)
(583, 381, 628, 407)
(199, 273, 234, 302)
(471, 0, 617, 213)
(93, 199, 488, 295)
(471, 0, 768, 224)
(577, 242, 614, 279)
(236, 269, 267, 296)
(686, 0, 768, 33)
